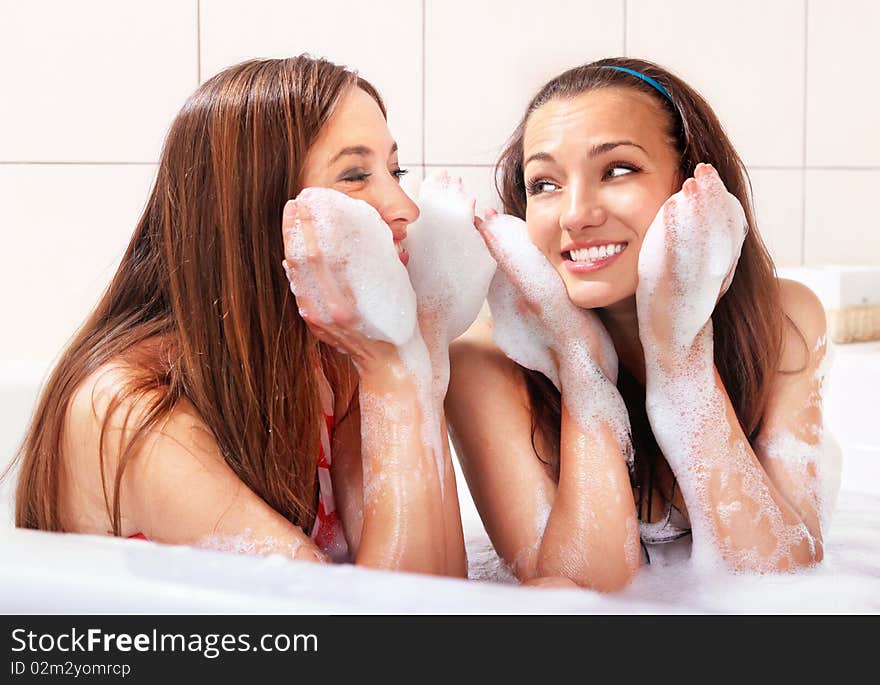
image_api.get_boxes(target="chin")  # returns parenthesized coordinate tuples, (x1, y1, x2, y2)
(562, 276, 637, 310)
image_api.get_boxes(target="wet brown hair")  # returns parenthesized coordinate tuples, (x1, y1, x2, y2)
(496, 57, 790, 509)
(10, 56, 384, 535)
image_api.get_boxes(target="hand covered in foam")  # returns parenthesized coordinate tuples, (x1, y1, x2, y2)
(636, 163, 748, 352)
(281, 188, 418, 368)
(404, 170, 497, 343)
(477, 211, 618, 388)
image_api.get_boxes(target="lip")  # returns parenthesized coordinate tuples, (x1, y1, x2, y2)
(563, 245, 626, 274)
(398, 248, 409, 266)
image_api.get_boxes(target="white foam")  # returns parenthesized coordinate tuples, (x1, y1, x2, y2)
(405, 170, 496, 344)
(195, 529, 317, 562)
(286, 187, 417, 346)
(637, 171, 748, 351)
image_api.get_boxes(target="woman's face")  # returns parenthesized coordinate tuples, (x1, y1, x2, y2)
(300, 86, 419, 265)
(523, 87, 680, 309)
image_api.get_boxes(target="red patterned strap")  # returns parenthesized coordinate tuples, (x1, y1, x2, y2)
(309, 362, 351, 563)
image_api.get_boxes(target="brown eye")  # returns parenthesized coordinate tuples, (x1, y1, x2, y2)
(604, 163, 640, 179)
(526, 179, 560, 195)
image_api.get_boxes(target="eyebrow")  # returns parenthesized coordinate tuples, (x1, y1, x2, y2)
(523, 140, 647, 167)
(330, 142, 399, 165)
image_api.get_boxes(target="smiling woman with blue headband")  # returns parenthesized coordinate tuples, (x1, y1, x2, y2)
(446, 57, 840, 591)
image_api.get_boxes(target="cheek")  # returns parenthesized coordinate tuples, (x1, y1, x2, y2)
(525, 203, 558, 251)
(611, 185, 668, 244)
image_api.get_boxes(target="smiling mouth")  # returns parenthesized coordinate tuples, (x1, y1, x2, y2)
(563, 241, 628, 265)
(561, 241, 628, 275)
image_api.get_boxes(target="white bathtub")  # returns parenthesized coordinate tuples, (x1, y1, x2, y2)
(2, 343, 879, 614)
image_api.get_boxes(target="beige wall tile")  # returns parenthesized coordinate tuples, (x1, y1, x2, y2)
(399, 165, 424, 203)
(0, 1, 197, 163)
(807, 0, 880, 166)
(804, 170, 880, 266)
(627, 0, 805, 167)
(425, 0, 624, 165)
(200, 0, 423, 164)
(0, 164, 157, 368)
(748, 169, 804, 267)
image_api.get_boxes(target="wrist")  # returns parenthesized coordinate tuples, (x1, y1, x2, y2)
(643, 321, 714, 375)
(357, 334, 431, 392)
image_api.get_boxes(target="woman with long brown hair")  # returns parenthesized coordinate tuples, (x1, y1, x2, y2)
(11, 55, 466, 576)
(446, 57, 839, 590)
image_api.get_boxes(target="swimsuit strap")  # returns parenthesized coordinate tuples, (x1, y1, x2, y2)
(309, 359, 351, 562)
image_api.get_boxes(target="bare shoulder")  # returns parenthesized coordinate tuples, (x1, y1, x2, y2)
(62, 360, 152, 533)
(446, 317, 540, 461)
(777, 278, 828, 373)
(63, 356, 322, 558)
(450, 318, 523, 384)
(62, 358, 223, 535)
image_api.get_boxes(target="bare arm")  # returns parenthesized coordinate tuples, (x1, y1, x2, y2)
(349, 353, 461, 575)
(447, 320, 638, 591)
(283, 195, 464, 577)
(644, 321, 827, 571)
(637, 165, 829, 571)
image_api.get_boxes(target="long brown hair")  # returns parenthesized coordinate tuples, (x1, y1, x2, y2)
(11, 56, 384, 535)
(496, 57, 792, 503)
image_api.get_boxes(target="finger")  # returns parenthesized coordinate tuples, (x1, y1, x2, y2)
(281, 200, 305, 264)
(473, 208, 498, 235)
(293, 291, 317, 321)
(297, 203, 357, 325)
(326, 276, 358, 327)
(281, 199, 298, 234)
(297, 203, 323, 269)
(694, 162, 714, 179)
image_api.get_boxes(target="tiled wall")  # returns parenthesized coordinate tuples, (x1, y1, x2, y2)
(2, 0, 878, 370)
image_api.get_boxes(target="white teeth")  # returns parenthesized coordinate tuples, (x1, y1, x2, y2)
(567, 242, 626, 262)
(395, 241, 404, 254)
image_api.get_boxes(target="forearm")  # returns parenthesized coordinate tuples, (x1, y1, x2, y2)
(536, 405, 639, 591)
(440, 416, 468, 577)
(354, 357, 453, 575)
(422, 323, 469, 577)
(533, 345, 639, 590)
(645, 336, 821, 571)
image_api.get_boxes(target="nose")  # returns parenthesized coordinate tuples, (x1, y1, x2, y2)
(559, 182, 606, 233)
(372, 174, 420, 228)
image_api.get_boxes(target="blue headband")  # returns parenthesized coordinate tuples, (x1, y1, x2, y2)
(598, 65, 673, 102)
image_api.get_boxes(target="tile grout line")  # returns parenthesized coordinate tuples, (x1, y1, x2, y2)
(417, 163, 880, 171)
(801, 0, 809, 266)
(4, 161, 879, 170)
(196, 0, 202, 84)
(0, 162, 157, 166)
